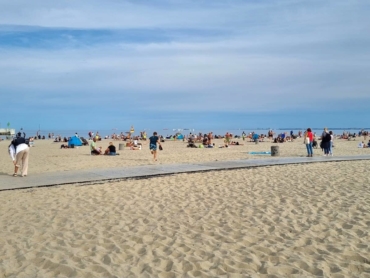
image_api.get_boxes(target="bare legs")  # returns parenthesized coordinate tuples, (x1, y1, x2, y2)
(151, 150, 157, 161)
(13, 163, 19, 176)
(14, 148, 29, 176)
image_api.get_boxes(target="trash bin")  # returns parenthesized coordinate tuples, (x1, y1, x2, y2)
(119, 143, 125, 150)
(271, 145, 279, 156)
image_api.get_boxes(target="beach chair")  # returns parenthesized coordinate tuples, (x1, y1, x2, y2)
(80, 137, 89, 146)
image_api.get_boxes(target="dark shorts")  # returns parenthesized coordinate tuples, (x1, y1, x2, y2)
(150, 143, 157, 151)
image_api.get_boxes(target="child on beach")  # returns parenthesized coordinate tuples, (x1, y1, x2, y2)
(149, 132, 162, 161)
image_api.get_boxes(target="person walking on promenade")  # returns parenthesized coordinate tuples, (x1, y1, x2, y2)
(304, 128, 314, 157)
(8, 132, 30, 177)
(149, 132, 162, 161)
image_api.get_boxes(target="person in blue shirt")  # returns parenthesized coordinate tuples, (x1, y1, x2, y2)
(149, 132, 162, 161)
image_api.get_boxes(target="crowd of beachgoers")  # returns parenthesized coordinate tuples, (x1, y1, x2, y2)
(4, 128, 368, 150)
(4, 127, 367, 166)
(21, 128, 368, 148)
(17, 128, 369, 143)
(5, 126, 370, 177)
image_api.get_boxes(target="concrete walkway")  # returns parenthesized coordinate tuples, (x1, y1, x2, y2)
(1, 155, 370, 191)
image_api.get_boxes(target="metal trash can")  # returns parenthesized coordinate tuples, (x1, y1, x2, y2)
(271, 145, 279, 156)
(119, 143, 125, 150)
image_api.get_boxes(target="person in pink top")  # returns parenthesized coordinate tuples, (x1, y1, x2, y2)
(304, 128, 314, 157)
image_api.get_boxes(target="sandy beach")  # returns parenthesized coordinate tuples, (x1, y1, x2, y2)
(0, 138, 370, 277)
(1, 137, 369, 175)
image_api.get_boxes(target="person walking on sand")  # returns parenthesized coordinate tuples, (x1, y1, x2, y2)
(149, 131, 162, 161)
(8, 133, 30, 177)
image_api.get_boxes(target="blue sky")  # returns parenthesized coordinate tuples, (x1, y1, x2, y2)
(0, 0, 369, 132)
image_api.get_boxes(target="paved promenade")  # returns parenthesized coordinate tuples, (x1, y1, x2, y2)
(1, 155, 369, 191)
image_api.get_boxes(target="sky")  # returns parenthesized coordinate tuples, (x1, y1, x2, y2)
(0, 0, 369, 133)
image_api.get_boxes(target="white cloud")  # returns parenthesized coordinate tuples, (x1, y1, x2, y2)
(0, 0, 364, 31)
(0, 0, 369, 115)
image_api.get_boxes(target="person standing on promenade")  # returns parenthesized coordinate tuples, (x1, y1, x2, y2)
(321, 128, 331, 156)
(329, 131, 334, 156)
(149, 132, 162, 161)
(8, 132, 30, 177)
(304, 128, 314, 157)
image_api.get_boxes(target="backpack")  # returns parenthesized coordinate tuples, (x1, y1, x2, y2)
(324, 133, 331, 142)
(12, 136, 26, 148)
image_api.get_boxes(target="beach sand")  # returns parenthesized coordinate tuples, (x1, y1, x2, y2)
(0, 137, 369, 175)
(0, 138, 370, 277)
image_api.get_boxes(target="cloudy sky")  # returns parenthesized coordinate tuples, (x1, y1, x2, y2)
(0, 0, 369, 132)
